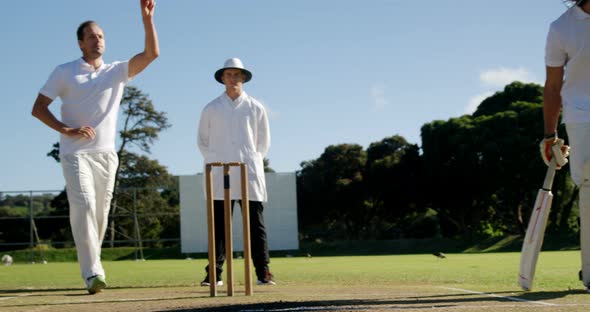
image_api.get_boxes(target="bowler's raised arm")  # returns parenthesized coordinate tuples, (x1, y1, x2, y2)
(128, 0, 160, 78)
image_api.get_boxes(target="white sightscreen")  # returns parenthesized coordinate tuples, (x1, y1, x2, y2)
(179, 172, 299, 253)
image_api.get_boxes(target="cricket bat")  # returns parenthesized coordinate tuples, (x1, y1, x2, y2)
(518, 159, 557, 291)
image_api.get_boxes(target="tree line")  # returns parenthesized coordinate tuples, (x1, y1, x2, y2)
(298, 82, 577, 241)
(0, 82, 579, 249)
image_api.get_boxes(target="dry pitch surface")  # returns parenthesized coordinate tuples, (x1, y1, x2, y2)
(2, 284, 590, 312)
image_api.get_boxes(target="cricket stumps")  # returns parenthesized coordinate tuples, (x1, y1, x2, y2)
(205, 162, 253, 297)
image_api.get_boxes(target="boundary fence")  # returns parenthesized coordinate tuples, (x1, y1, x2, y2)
(0, 187, 180, 262)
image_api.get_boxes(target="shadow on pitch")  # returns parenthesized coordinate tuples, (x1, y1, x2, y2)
(0, 288, 83, 297)
(405, 289, 587, 301)
(0, 285, 196, 298)
(2, 287, 584, 311)
(390, 288, 588, 308)
(158, 289, 587, 312)
(153, 299, 442, 312)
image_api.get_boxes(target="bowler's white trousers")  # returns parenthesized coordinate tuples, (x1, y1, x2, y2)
(566, 123, 590, 287)
(60, 151, 118, 283)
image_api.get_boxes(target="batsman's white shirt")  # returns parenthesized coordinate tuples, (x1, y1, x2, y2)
(547, 6, 590, 288)
(198, 91, 271, 202)
(40, 58, 130, 155)
(546, 5, 590, 124)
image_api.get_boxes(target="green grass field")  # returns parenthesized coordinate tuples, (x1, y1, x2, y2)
(2, 251, 590, 311)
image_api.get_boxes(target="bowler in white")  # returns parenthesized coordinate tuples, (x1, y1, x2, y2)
(31, 0, 160, 294)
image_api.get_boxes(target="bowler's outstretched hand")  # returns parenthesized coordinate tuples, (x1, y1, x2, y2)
(141, 0, 156, 18)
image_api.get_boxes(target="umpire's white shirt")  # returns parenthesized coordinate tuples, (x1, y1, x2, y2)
(198, 91, 271, 202)
(40, 58, 130, 155)
(546, 5, 590, 124)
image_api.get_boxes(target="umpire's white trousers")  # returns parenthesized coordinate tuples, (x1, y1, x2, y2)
(60, 151, 118, 283)
(566, 123, 590, 286)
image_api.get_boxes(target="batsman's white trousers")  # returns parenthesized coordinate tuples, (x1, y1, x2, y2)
(566, 122, 590, 286)
(60, 151, 118, 282)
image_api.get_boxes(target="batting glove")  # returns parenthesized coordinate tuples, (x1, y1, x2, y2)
(539, 136, 569, 169)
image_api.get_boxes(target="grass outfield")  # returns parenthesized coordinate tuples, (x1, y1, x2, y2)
(2, 251, 590, 311)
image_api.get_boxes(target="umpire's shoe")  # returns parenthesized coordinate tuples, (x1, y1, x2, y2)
(200, 275, 223, 286)
(256, 267, 276, 285)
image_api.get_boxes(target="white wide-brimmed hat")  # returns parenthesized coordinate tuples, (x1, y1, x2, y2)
(214, 58, 252, 84)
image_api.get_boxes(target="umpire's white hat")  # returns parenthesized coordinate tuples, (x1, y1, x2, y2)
(215, 58, 252, 84)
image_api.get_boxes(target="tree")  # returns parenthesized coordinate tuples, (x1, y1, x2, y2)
(365, 135, 425, 238)
(421, 115, 485, 238)
(421, 82, 577, 239)
(0, 194, 56, 249)
(111, 152, 176, 245)
(263, 158, 275, 172)
(472, 82, 543, 117)
(297, 144, 367, 239)
(109, 86, 171, 246)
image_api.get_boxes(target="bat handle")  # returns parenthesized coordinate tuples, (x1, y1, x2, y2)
(542, 160, 557, 191)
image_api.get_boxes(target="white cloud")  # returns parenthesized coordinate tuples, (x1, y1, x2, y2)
(465, 91, 494, 115)
(464, 66, 540, 115)
(370, 85, 389, 111)
(479, 67, 537, 88)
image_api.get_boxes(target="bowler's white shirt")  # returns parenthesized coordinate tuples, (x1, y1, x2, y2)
(40, 58, 129, 155)
(198, 91, 271, 201)
(546, 6, 590, 123)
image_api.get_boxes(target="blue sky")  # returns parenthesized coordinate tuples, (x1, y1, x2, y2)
(0, 1, 565, 191)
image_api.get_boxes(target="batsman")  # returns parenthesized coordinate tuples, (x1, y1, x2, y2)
(544, 0, 590, 291)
